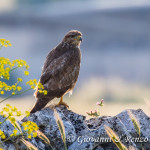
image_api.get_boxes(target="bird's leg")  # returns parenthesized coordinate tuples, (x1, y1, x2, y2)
(55, 96, 69, 108)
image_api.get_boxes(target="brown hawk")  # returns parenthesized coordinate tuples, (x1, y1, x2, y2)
(30, 30, 82, 113)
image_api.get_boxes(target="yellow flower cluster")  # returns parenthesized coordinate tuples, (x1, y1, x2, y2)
(0, 39, 46, 149)
(0, 104, 22, 121)
(0, 39, 45, 99)
(0, 104, 31, 138)
(0, 78, 23, 95)
(0, 130, 5, 139)
(0, 104, 30, 119)
(25, 111, 30, 117)
(0, 39, 11, 49)
(12, 59, 29, 70)
(11, 129, 18, 136)
(26, 79, 47, 95)
(0, 57, 12, 80)
(22, 121, 39, 139)
(0, 57, 29, 80)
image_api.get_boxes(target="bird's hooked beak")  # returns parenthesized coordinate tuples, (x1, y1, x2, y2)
(79, 36, 82, 42)
(76, 35, 82, 42)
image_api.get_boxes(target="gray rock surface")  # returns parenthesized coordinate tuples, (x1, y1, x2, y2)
(0, 106, 149, 150)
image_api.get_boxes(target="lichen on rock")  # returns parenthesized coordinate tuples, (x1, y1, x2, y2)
(0, 105, 150, 150)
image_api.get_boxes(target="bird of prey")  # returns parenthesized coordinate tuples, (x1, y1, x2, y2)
(30, 30, 82, 113)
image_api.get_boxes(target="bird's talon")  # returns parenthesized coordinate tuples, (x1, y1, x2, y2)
(55, 101, 69, 108)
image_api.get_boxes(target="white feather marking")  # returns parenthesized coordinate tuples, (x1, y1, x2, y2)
(69, 89, 73, 97)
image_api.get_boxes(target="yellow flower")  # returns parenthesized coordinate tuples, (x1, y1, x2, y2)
(21, 122, 26, 127)
(1, 134, 5, 139)
(37, 82, 44, 89)
(0, 39, 12, 48)
(11, 106, 17, 112)
(11, 85, 16, 90)
(24, 126, 28, 130)
(33, 132, 37, 138)
(17, 78, 23, 82)
(3, 107, 9, 112)
(9, 117, 15, 123)
(43, 90, 47, 95)
(6, 104, 12, 108)
(39, 90, 42, 93)
(24, 71, 29, 76)
(0, 111, 3, 116)
(9, 112, 13, 116)
(16, 111, 21, 116)
(0, 130, 5, 139)
(0, 130, 3, 135)
(12, 92, 15, 95)
(0, 91, 4, 95)
(17, 86, 22, 91)
(28, 135, 32, 139)
(28, 129, 32, 134)
(25, 111, 30, 117)
(13, 129, 18, 136)
(31, 85, 35, 89)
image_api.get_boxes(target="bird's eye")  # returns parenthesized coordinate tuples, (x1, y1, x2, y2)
(71, 35, 74, 38)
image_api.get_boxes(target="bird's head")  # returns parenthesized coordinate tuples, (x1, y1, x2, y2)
(63, 30, 82, 47)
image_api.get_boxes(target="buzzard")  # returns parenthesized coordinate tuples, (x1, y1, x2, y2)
(30, 30, 82, 113)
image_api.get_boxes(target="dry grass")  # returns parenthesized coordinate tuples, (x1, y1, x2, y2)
(104, 125, 128, 150)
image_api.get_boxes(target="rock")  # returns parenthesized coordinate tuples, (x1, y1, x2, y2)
(0, 106, 149, 150)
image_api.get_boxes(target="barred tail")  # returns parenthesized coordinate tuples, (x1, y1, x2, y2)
(30, 97, 53, 113)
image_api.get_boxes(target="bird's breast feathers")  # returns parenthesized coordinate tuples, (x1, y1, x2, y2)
(41, 47, 81, 92)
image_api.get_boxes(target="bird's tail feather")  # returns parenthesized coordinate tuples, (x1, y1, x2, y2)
(30, 97, 53, 113)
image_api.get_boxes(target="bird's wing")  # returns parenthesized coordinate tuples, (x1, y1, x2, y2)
(40, 51, 80, 91)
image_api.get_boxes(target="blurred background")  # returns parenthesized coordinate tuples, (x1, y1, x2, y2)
(1, 0, 150, 117)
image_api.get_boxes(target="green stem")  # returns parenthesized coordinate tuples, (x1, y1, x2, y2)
(0, 115, 10, 125)
(0, 141, 3, 145)
(2, 133, 24, 143)
(0, 88, 32, 103)
(15, 88, 32, 96)
(2, 135, 12, 143)
(9, 67, 19, 72)
(13, 122, 23, 134)
(50, 144, 54, 150)
(0, 95, 13, 103)
(139, 135, 143, 150)
(64, 142, 67, 150)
